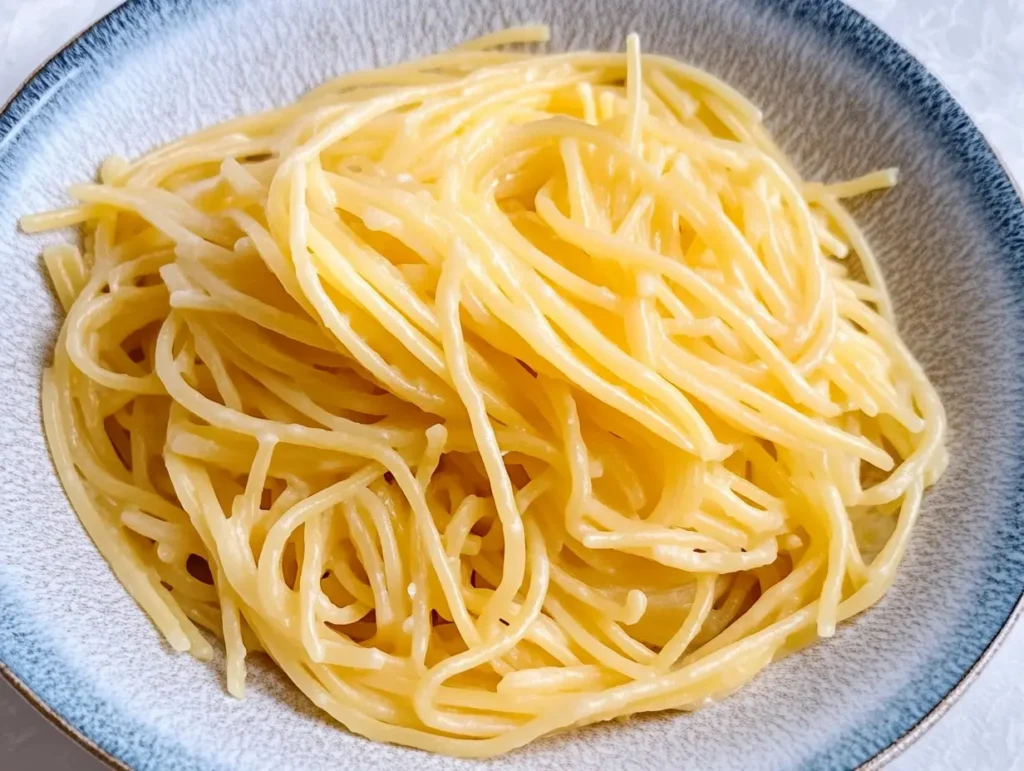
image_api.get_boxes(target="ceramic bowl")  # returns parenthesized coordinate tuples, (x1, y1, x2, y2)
(2, 0, 1023, 769)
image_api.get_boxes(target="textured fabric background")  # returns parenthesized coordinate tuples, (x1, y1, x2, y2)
(0, 0, 1022, 768)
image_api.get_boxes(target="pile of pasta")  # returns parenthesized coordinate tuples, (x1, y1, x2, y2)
(28, 27, 947, 757)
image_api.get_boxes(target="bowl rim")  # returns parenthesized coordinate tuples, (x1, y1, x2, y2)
(2, 0, 1023, 769)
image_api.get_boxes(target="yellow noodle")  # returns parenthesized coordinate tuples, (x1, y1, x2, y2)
(27, 26, 946, 758)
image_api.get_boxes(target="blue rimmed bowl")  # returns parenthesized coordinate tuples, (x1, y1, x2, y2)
(2, 1, 1023, 769)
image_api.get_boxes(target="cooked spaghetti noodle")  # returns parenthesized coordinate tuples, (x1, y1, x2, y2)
(26, 26, 947, 757)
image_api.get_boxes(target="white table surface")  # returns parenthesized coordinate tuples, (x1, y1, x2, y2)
(1, 0, 1023, 769)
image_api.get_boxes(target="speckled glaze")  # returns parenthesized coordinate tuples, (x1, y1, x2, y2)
(2, 1, 1023, 769)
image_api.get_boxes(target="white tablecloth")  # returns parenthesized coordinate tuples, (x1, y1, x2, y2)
(1, 1, 1022, 768)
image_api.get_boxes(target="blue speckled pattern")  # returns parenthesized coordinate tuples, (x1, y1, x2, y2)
(1, 1, 1023, 769)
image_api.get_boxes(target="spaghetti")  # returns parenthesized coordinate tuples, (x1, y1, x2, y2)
(26, 26, 947, 757)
